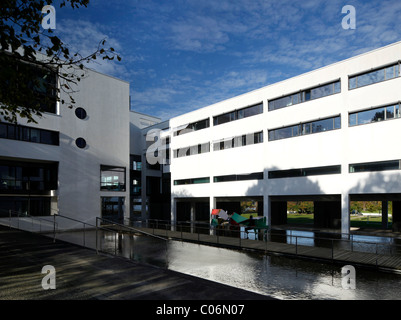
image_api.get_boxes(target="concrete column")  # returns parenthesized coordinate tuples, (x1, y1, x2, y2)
(341, 193, 350, 237)
(210, 196, 216, 235)
(392, 201, 401, 232)
(263, 194, 271, 227)
(171, 197, 177, 227)
(382, 201, 389, 229)
(190, 202, 195, 233)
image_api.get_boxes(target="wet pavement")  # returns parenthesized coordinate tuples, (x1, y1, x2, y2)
(0, 225, 272, 300)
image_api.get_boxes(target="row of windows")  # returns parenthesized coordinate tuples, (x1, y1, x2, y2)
(213, 131, 263, 151)
(174, 172, 263, 185)
(349, 102, 401, 126)
(174, 118, 210, 136)
(213, 103, 263, 126)
(268, 165, 341, 179)
(172, 60, 401, 136)
(214, 172, 264, 183)
(0, 122, 59, 146)
(349, 160, 401, 173)
(268, 116, 341, 141)
(173, 160, 401, 186)
(174, 142, 210, 158)
(349, 62, 400, 90)
(268, 80, 341, 111)
(174, 102, 401, 151)
(0, 161, 58, 193)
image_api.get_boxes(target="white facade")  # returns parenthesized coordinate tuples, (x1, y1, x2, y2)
(3, 41, 401, 234)
(167, 41, 401, 234)
(0, 66, 130, 228)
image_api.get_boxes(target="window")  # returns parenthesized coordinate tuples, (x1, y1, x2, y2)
(214, 172, 264, 183)
(75, 107, 87, 120)
(349, 103, 401, 126)
(268, 116, 341, 141)
(131, 155, 142, 171)
(174, 142, 210, 158)
(268, 80, 341, 111)
(213, 131, 263, 151)
(213, 103, 263, 126)
(75, 137, 86, 149)
(0, 161, 58, 193)
(174, 118, 210, 136)
(100, 166, 126, 191)
(0, 122, 59, 146)
(268, 165, 341, 179)
(174, 177, 210, 185)
(10, 59, 58, 114)
(101, 197, 125, 222)
(349, 62, 400, 89)
(349, 160, 400, 173)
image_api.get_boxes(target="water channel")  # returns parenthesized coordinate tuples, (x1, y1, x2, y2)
(55, 229, 401, 300)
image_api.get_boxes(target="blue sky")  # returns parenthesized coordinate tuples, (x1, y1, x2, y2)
(55, 0, 401, 121)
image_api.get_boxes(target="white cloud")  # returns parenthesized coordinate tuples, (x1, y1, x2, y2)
(55, 19, 126, 78)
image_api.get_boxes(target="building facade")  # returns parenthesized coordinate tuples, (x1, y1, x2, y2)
(160, 41, 401, 235)
(0, 64, 131, 228)
(3, 41, 401, 235)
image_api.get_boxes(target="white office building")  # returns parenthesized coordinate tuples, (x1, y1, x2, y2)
(158, 41, 401, 235)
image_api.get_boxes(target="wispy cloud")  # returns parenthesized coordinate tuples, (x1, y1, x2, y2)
(55, 19, 127, 78)
(60, 0, 401, 121)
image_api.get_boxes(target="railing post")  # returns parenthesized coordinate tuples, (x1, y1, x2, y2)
(53, 214, 56, 243)
(96, 218, 98, 254)
(296, 236, 298, 255)
(83, 223, 86, 247)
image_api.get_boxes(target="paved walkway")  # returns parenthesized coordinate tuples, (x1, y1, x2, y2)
(0, 225, 272, 300)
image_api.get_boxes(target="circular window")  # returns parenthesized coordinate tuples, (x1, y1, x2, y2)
(75, 107, 87, 120)
(75, 137, 87, 149)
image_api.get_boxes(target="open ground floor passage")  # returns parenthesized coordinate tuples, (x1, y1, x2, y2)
(169, 194, 401, 235)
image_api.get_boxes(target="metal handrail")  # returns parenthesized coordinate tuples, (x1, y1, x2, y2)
(96, 217, 169, 268)
(5, 209, 57, 232)
(98, 217, 168, 242)
(143, 219, 401, 259)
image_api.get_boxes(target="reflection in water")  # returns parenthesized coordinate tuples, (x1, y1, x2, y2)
(166, 241, 401, 300)
(57, 230, 401, 300)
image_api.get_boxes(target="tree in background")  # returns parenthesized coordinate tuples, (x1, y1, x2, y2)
(0, 0, 121, 124)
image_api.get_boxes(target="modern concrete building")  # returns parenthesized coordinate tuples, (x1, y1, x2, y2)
(154, 41, 401, 235)
(3, 41, 401, 236)
(0, 63, 131, 227)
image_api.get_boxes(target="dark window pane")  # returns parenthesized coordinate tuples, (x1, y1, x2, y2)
(350, 160, 400, 173)
(30, 128, 40, 143)
(0, 124, 7, 138)
(242, 103, 263, 118)
(75, 107, 87, 120)
(8, 126, 17, 139)
(311, 118, 334, 133)
(75, 137, 86, 149)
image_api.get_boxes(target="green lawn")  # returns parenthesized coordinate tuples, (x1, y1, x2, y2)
(287, 214, 314, 224)
(288, 214, 393, 229)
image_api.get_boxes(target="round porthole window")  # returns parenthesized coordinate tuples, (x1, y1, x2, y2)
(75, 137, 87, 149)
(75, 107, 87, 120)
